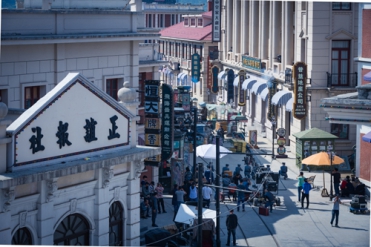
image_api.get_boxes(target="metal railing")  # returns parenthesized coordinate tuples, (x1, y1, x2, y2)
(327, 72, 357, 88)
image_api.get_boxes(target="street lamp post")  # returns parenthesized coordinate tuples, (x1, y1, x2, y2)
(328, 146, 335, 200)
(271, 116, 276, 160)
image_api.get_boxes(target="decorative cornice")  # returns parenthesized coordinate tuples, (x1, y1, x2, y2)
(3, 188, 15, 212)
(102, 167, 114, 188)
(326, 28, 357, 40)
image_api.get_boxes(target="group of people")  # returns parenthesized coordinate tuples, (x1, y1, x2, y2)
(140, 176, 167, 227)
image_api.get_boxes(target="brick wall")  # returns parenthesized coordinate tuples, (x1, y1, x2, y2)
(359, 133, 371, 182)
(362, 9, 371, 58)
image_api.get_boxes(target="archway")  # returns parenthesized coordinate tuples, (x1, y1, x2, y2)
(54, 213, 90, 245)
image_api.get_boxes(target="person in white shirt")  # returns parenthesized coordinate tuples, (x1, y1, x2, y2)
(202, 183, 213, 208)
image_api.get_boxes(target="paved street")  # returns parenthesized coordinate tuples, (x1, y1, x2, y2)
(140, 137, 370, 247)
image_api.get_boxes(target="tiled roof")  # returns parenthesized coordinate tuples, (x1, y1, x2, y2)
(159, 11, 212, 41)
(160, 21, 212, 41)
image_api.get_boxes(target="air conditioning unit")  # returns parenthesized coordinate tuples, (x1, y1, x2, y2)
(273, 63, 281, 74)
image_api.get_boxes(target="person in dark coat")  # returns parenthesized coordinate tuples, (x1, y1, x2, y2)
(226, 209, 238, 246)
(150, 192, 159, 227)
(331, 168, 341, 196)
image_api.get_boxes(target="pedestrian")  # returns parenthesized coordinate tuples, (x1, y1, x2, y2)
(330, 194, 342, 227)
(264, 189, 275, 213)
(150, 192, 158, 227)
(141, 175, 148, 189)
(140, 199, 150, 219)
(204, 165, 214, 184)
(202, 183, 213, 208)
(189, 181, 198, 201)
(242, 177, 251, 191)
(279, 162, 288, 179)
(142, 182, 151, 200)
(234, 164, 242, 177)
(171, 184, 178, 212)
(226, 209, 238, 246)
(155, 182, 166, 213)
(184, 167, 192, 183)
(297, 172, 305, 202)
(332, 168, 341, 196)
(222, 164, 230, 174)
(244, 163, 252, 179)
(233, 173, 243, 185)
(175, 186, 187, 212)
(149, 181, 155, 194)
(237, 180, 246, 212)
(301, 178, 312, 209)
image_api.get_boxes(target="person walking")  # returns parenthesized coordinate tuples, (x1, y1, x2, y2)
(140, 199, 150, 219)
(189, 182, 198, 201)
(297, 172, 305, 202)
(279, 162, 288, 180)
(226, 209, 238, 246)
(175, 186, 186, 212)
(202, 183, 213, 208)
(330, 194, 342, 227)
(332, 168, 341, 196)
(234, 164, 243, 177)
(171, 184, 178, 212)
(155, 182, 167, 214)
(222, 164, 230, 174)
(301, 178, 312, 209)
(244, 163, 252, 179)
(150, 192, 158, 227)
(184, 167, 193, 183)
(237, 181, 246, 212)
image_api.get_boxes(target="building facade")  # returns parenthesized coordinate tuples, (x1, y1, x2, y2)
(321, 3, 371, 193)
(0, 0, 161, 245)
(216, 0, 359, 157)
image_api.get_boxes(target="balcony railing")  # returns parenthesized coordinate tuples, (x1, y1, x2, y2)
(326, 72, 357, 88)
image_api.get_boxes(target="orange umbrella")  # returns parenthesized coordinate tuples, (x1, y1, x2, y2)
(302, 152, 344, 166)
(301, 152, 344, 197)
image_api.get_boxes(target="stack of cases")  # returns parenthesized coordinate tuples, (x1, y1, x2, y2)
(351, 195, 367, 209)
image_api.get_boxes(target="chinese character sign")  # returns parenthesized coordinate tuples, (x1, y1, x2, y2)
(242, 55, 262, 72)
(191, 53, 200, 83)
(293, 62, 307, 120)
(212, 0, 221, 42)
(238, 70, 246, 106)
(161, 84, 174, 161)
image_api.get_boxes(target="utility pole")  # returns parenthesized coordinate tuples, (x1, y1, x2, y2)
(197, 162, 203, 247)
(216, 136, 221, 247)
(192, 107, 197, 179)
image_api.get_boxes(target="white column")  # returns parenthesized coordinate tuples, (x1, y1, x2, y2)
(272, 1, 282, 64)
(155, 14, 158, 28)
(260, 0, 269, 59)
(281, 1, 286, 67)
(284, 1, 294, 67)
(241, 0, 249, 55)
(227, 0, 233, 54)
(250, 0, 259, 57)
(233, 0, 240, 54)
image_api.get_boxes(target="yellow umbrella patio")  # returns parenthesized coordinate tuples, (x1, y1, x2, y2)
(302, 152, 344, 197)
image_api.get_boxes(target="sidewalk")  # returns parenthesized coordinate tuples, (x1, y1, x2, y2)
(140, 137, 370, 247)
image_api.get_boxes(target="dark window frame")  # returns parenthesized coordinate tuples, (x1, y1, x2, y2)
(24, 86, 40, 109)
(331, 40, 350, 86)
(197, 18, 203, 27)
(54, 214, 90, 245)
(332, 2, 351, 10)
(190, 18, 196, 26)
(331, 123, 349, 140)
(106, 78, 119, 100)
(12, 227, 33, 245)
(184, 18, 189, 26)
(109, 202, 124, 246)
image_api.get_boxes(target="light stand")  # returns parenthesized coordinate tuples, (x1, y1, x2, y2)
(328, 147, 335, 200)
(271, 116, 276, 160)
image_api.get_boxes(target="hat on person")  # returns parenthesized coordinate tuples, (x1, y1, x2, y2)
(238, 164, 241, 166)
(226, 164, 229, 166)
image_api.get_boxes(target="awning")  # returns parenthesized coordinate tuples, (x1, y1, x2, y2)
(233, 76, 240, 87)
(364, 71, 371, 82)
(272, 90, 293, 106)
(166, 68, 173, 75)
(218, 71, 226, 80)
(362, 131, 371, 143)
(285, 98, 294, 112)
(242, 76, 258, 90)
(178, 72, 185, 79)
(181, 73, 188, 80)
(260, 87, 269, 101)
(251, 80, 267, 94)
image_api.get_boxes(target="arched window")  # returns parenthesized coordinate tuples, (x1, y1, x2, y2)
(109, 202, 123, 246)
(54, 214, 89, 245)
(12, 227, 32, 245)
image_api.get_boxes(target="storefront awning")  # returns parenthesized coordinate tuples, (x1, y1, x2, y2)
(218, 71, 227, 80)
(251, 80, 267, 94)
(362, 131, 371, 143)
(242, 76, 258, 90)
(285, 98, 294, 112)
(180, 73, 188, 80)
(177, 72, 185, 79)
(272, 90, 293, 106)
(233, 76, 240, 87)
(364, 71, 371, 82)
(260, 87, 269, 101)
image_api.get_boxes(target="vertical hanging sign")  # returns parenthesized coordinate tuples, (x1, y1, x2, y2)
(267, 82, 277, 121)
(144, 80, 161, 167)
(293, 62, 307, 120)
(211, 66, 219, 94)
(161, 84, 174, 161)
(238, 70, 246, 106)
(191, 53, 200, 83)
(212, 0, 221, 42)
(207, 56, 212, 90)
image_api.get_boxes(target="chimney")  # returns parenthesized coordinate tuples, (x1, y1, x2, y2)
(208, 0, 213, 12)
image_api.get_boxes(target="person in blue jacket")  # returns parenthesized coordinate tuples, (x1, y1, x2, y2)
(301, 178, 312, 209)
